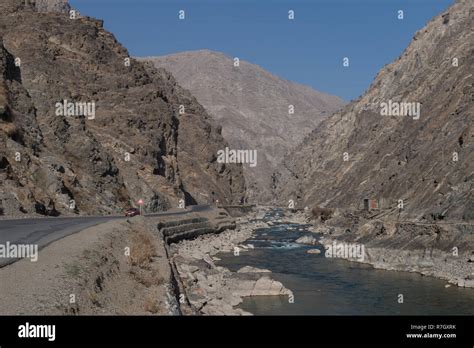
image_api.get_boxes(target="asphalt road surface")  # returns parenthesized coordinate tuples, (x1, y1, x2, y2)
(0, 205, 211, 267)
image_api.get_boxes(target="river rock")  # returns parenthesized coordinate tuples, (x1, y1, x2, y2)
(173, 217, 296, 315)
(179, 264, 200, 273)
(251, 276, 289, 296)
(307, 249, 321, 254)
(195, 272, 207, 283)
(235, 279, 258, 292)
(237, 266, 271, 274)
(202, 255, 216, 268)
(296, 235, 318, 245)
(463, 279, 474, 288)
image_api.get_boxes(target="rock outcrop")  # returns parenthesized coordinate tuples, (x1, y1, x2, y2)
(0, 1, 245, 216)
(275, 0, 473, 223)
(34, 0, 71, 13)
(143, 50, 344, 203)
(295, 235, 318, 245)
(171, 218, 292, 315)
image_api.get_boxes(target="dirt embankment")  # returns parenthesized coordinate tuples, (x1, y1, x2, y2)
(0, 217, 175, 315)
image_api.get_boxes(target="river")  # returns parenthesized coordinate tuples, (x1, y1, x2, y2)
(217, 209, 474, 315)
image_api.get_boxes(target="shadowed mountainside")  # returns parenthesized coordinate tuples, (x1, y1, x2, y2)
(0, 0, 245, 216)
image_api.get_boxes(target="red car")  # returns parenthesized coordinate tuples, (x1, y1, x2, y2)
(124, 207, 140, 217)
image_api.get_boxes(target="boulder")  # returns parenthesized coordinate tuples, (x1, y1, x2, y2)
(251, 276, 289, 296)
(295, 235, 318, 245)
(463, 279, 474, 288)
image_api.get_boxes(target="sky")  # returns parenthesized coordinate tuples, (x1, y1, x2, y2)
(69, 0, 454, 101)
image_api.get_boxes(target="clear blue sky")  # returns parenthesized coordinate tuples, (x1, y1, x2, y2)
(70, 0, 454, 101)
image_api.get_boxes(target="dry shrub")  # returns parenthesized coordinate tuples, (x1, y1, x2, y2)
(130, 229, 156, 268)
(131, 268, 165, 287)
(144, 292, 160, 314)
(86, 289, 101, 307)
(311, 206, 334, 222)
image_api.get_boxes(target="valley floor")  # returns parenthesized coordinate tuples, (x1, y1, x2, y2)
(0, 206, 471, 316)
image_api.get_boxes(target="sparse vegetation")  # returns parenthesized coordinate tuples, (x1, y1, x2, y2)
(311, 206, 334, 222)
(130, 228, 157, 268)
(82, 249, 94, 259)
(86, 289, 101, 307)
(143, 290, 160, 314)
(64, 262, 81, 277)
(131, 268, 165, 287)
(128, 224, 165, 289)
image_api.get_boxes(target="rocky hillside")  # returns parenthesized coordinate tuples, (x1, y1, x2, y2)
(34, 0, 70, 13)
(142, 51, 344, 203)
(0, 0, 245, 217)
(275, 0, 473, 222)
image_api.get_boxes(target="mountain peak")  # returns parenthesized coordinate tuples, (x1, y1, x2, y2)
(142, 51, 344, 202)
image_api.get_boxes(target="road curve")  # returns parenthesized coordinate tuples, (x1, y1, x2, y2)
(0, 205, 212, 267)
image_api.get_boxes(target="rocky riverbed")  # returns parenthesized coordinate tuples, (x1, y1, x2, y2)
(169, 215, 292, 315)
(318, 234, 474, 288)
(246, 208, 473, 289)
(305, 208, 474, 289)
(169, 206, 473, 316)
(217, 208, 474, 315)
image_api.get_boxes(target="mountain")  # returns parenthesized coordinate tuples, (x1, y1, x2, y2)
(0, 1, 245, 217)
(142, 51, 344, 202)
(34, 0, 71, 13)
(275, 0, 473, 222)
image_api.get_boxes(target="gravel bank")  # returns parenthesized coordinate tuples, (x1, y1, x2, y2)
(170, 216, 292, 315)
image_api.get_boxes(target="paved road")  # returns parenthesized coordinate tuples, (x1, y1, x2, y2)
(0, 205, 211, 267)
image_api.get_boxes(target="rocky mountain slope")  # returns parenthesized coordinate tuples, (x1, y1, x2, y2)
(0, 0, 245, 216)
(34, 0, 71, 13)
(275, 0, 473, 223)
(142, 51, 344, 202)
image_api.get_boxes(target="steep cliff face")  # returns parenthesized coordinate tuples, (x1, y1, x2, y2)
(276, 0, 473, 222)
(143, 51, 344, 203)
(0, 0, 245, 216)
